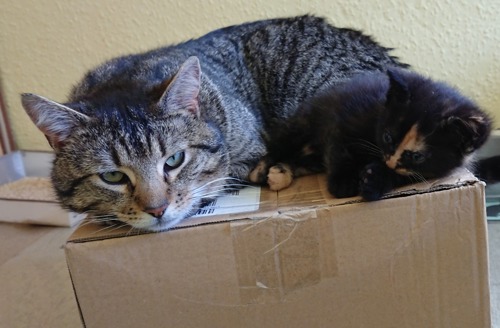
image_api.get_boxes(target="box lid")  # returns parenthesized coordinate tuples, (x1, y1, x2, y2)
(65, 167, 490, 328)
(67, 167, 480, 242)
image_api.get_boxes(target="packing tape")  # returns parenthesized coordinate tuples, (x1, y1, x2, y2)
(231, 209, 338, 304)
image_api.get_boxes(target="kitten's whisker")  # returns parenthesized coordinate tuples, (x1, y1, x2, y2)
(350, 139, 384, 158)
(415, 172, 429, 185)
(408, 172, 429, 185)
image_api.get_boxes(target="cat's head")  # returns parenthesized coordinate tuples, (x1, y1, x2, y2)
(377, 68, 492, 178)
(22, 57, 229, 231)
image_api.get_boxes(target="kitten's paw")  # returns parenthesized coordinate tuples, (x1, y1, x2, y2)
(327, 175, 359, 198)
(267, 164, 293, 191)
(249, 159, 270, 184)
(359, 163, 392, 201)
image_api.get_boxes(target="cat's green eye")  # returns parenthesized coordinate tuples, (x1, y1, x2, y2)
(165, 151, 185, 171)
(100, 171, 128, 185)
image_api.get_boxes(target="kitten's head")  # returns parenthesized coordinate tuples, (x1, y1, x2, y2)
(377, 68, 491, 178)
(22, 57, 229, 231)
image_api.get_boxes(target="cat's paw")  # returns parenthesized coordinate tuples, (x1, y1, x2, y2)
(359, 163, 393, 201)
(327, 175, 359, 198)
(248, 159, 271, 184)
(267, 163, 293, 191)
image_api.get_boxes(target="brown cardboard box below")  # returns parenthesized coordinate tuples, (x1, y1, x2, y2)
(65, 168, 491, 328)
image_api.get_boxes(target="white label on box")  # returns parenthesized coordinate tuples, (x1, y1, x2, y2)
(193, 186, 261, 218)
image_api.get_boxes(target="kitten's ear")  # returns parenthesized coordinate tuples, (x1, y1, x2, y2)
(386, 68, 410, 105)
(21, 93, 90, 150)
(442, 114, 492, 154)
(158, 56, 201, 118)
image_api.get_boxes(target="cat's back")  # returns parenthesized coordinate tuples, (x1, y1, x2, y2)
(69, 16, 307, 100)
(70, 15, 404, 104)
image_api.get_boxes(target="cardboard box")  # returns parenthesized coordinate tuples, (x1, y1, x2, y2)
(0, 151, 84, 227)
(65, 168, 491, 328)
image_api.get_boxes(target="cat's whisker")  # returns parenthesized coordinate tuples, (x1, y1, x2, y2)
(87, 214, 115, 220)
(105, 223, 120, 231)
(191, 182, 253, 199)
(83, 216, 116, 225)
(194, 187, 240, 195)
(78, 219, 97, 228)
(351, 139, 384, 158)
(191, 185, 258, 200)
(191, 177, 243, 193)
(91, 222, 121, 235)
(414, 172, 430, 185)
(358, 140, 383, 157)
(188, 192, 223, 202)
(130, 226, 143, 236)
(105, 222, 129, 233)
(408, 172, 429, 185)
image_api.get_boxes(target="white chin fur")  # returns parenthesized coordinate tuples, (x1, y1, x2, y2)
(120, 212, 185, 232)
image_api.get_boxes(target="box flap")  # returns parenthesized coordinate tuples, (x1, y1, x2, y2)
(67, 167, 479, 242)
(64, 175, 490, 328)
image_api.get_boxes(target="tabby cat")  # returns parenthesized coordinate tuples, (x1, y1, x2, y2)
(22, 15, 464, 232)
(250, 68, 492, 200)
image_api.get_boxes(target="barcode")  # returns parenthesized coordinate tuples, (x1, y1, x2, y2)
(195, 206, 216, 216)
(192, 186, 260, 218)
(195, 199, 217, 216)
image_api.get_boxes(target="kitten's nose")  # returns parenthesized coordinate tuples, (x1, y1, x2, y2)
(145, 203, 168, 218)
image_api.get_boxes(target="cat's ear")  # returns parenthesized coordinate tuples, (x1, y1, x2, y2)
(386, 68, 410, 105)
(442, 114, 492, 154)
(158, 56, 201, 118)
(21, 93, 90, 150)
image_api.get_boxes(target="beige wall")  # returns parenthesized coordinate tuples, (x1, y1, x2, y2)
(1, 0, 498, 151)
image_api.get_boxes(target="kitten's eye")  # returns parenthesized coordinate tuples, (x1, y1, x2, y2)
(412, 152, 425, 164)
(165, 151, 185, 171)
(100, 171, 129, 185)
(382, 131, 393, 144)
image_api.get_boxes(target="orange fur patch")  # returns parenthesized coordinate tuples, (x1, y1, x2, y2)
(386, 124, 425, 171)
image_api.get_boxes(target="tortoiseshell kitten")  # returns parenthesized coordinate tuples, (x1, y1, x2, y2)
(250, 68, 492, 200)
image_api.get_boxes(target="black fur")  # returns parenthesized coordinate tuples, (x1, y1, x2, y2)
(264, 67, 492, 200)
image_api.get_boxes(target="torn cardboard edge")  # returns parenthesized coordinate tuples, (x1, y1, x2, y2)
(67, 167, 481, 243)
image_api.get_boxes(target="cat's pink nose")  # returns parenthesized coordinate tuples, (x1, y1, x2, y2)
(145, 203, 168, 218)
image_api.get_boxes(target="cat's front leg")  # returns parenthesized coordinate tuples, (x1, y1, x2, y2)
(266, 163, 294, 191)
(248, 157, 273, 185)
(326, 145, 362, 198)
(248, 157, 294, 191)
(359, 162, 398, 201)
(327, 172, 360, 198)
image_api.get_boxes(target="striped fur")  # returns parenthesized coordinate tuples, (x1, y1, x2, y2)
(21, 15, 406, 231)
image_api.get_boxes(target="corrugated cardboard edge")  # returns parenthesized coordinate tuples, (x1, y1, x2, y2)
(66, 169, 481, 243)
(65, 267, 87, 328)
